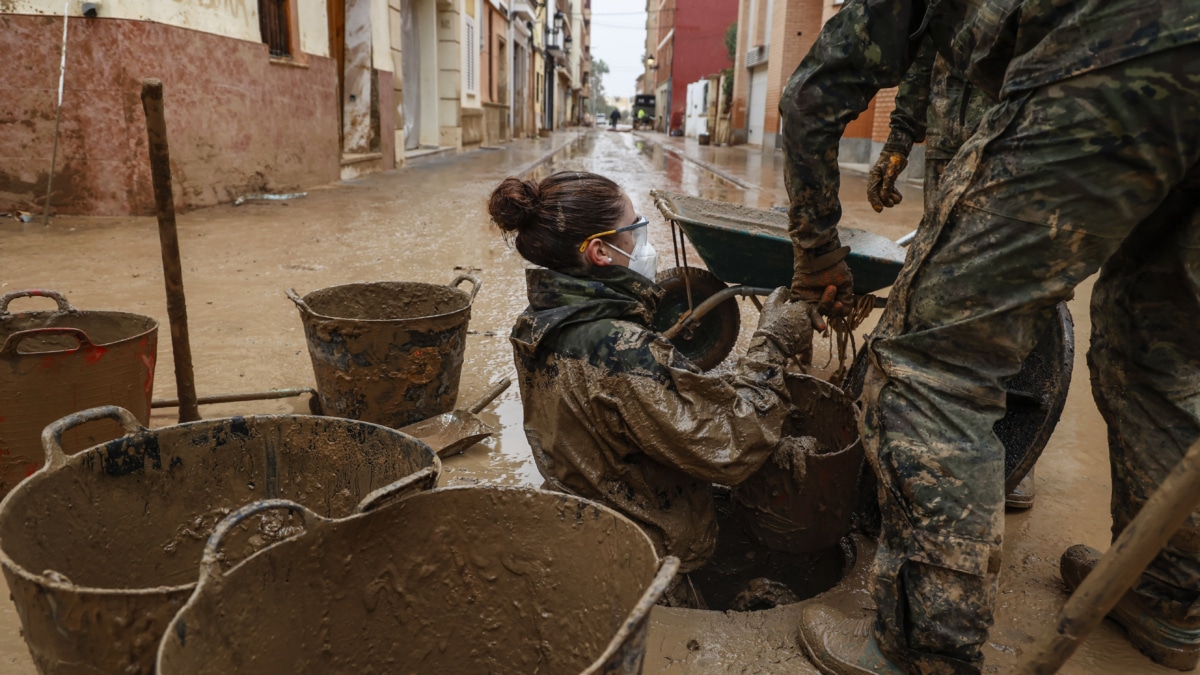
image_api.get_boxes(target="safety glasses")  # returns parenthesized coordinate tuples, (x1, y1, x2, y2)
(578, 216, 650, 252)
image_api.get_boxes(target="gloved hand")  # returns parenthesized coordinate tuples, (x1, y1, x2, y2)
(791, 245, 854, 330)
(755, 287, 816, 361)
(867, 148, 909, 212)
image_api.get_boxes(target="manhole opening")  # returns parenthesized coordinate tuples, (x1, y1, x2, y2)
(687, 490, 855, 612)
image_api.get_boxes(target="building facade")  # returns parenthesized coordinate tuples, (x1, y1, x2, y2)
(729, 0, 908, 169)
(2, 0, 586, 217)
(641, 0, 736, 136)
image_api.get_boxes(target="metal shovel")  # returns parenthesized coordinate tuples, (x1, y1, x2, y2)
(399, 377, 512, 458)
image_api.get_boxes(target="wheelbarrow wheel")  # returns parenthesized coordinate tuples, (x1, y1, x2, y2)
(842, 302, 1074, 495)
(653, 267, 741, 371)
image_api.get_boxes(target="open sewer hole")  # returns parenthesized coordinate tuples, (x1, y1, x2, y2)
(685, 489, 855, 612)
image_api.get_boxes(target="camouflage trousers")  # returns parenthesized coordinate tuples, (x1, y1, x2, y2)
(860, 46, 1200, 674)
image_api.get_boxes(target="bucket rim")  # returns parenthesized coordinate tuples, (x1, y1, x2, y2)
(289, 279, 477, 324)
(0, 412, 440, 597)
(0, 309, 158, 354)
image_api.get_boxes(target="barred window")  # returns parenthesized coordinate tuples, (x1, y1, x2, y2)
(259, 0, 291, 57)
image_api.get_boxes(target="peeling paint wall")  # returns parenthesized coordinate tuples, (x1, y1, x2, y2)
(0, 13, 340, 216)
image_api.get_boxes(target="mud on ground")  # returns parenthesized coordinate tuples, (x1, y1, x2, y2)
(0, 130, 1170, 673)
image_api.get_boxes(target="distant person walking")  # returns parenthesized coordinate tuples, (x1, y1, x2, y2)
(609, 108, 620, 129)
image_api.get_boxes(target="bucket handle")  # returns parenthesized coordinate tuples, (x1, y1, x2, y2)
(284, 288, 311, 314)
(354, 466, 440, 514)
(200, 498, 326, 583)
(0, 289, 76, 317)
(0, 326, 94, 357)
(449, 274, 482, 304)
(41, 405, 145, 471)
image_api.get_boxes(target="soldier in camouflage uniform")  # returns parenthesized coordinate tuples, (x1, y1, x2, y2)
(867, 40, 1038, 510)
(488, 171, 814, 579)
(778, 0, 1200, 673)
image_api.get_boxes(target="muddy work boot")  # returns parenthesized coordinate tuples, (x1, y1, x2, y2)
(1061, 545, 1200, 670)
(1005, 467, 1036, 510)
(798, 603, 906, 674)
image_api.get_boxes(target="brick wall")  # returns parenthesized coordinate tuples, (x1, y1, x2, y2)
(871, 86, 898, 142)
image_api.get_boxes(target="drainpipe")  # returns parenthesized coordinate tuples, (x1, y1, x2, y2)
(507, 10, 514, 139)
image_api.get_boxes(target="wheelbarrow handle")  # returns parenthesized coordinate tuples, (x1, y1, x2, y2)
(200, 498, 326, 584)
(41, 405, 145, 471)
(354, 466, 440, 514)
(449, 274, 483, 304)
(0, 326, 93, 357)
(0, 289, 76, 316)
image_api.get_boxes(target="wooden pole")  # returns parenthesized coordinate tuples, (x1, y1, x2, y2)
(140, 79, 200, 423)
(1015, 436, 1200, 673)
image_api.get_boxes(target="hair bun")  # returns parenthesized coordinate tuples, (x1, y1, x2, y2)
(488, 177, 541, 233)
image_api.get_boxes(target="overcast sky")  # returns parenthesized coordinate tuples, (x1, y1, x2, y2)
(589, 0, 649, 101)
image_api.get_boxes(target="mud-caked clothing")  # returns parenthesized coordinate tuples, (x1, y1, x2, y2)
(885, 37, 995, 214)
(510, 266, 790, 573)
(780, 0, 1200, 672)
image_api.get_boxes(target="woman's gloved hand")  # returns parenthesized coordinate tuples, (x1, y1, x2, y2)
(755, 287, 816, 361)
(867, 149, 909, 212)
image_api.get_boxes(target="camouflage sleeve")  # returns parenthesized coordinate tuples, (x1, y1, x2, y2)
(781, 0, 926, 253)
(607, 329, 791, 486)
(886, 35, 937, 155)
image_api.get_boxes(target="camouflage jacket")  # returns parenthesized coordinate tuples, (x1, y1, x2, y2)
(783, 0, 1200, 251)
(510, 266, 790, 572)
(887, 36, 996, 161)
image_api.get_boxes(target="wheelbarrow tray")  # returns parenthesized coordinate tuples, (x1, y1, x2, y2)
(652, 191, 906, 294)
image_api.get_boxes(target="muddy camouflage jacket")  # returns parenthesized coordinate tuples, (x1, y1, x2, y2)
(887, 37, 995, 161)
(510, 266, 790, 572)
(783, 0, 1200, 251)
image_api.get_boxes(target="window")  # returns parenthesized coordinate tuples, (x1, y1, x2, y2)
(465, 17, 477, 94)
(259, 0, 291, 57)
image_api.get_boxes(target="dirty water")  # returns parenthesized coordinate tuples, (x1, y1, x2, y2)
(0, 130, 1169, 674)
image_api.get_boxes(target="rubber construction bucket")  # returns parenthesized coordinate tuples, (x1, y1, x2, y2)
(0, 406, 440, 675)
(158, 486, 680, 675)
(289, 275, 480, 428)
(0, 289, 156, 497)
(732, 373, 864, 554)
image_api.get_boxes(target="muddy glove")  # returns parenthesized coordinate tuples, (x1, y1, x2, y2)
(867, 130, 913, 213)
(791, 244, 854, 330)
(755, 287, 816, 361)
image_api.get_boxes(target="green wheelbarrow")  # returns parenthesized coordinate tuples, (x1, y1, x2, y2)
(650, 190, 1073, 494)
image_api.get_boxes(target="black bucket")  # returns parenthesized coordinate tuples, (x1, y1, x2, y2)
(0, 406, 439, 675)
(158, 487, 679, 674)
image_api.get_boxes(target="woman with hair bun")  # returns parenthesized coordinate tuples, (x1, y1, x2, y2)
(492, 171, 814, 590)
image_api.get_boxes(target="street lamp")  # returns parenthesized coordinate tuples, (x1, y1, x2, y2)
(645, 54, 658, 70)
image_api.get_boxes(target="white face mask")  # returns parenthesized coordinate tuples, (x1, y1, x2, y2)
(607, 218, 658, 280)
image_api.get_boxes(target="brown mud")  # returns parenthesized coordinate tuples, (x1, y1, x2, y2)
(0, 130, 1167, 673)
(0, 412, 437, 674)
(158, 487, 668, 674)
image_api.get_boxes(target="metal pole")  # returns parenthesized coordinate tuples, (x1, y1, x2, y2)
(140, 78, 201, 423)
(42, 0, 69, 227)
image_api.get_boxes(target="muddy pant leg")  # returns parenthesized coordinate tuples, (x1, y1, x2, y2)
(1090, 182, 1200, 621)
(862, 47, 1200, 674)
(921, 156, 950, 217)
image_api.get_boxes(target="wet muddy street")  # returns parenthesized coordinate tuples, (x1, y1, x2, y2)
(0, 130, 1166, 673)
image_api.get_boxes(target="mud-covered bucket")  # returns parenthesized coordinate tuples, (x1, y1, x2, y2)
(288, 275, 480, 428)
(0, 406, 440, 675)
(732, 374, 864, 554)
(0, 289, 157, 497)
(158, 486, 679, 674)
